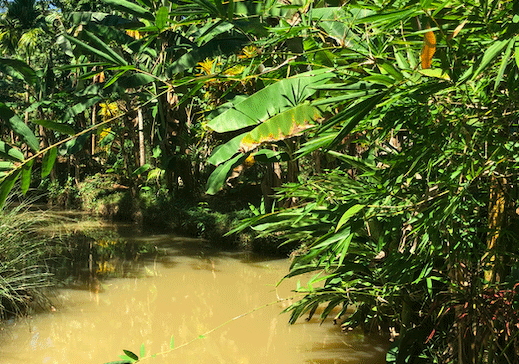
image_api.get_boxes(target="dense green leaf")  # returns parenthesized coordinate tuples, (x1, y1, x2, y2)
(472, 39, 511, 81)
(31, 120, 75, 135)
(41, 147, 57, 178)
(103, 0, 155, 21)
(0, 103, 39, 152)
(0, 57, 37, 85)
(205, 153, 245, 195)
(20, 160, 33, 196)
(155, 6, 169, 30)
(0, 170, 20, 208)
(0, 141, 25, 162)
(336, 204, 365, 232)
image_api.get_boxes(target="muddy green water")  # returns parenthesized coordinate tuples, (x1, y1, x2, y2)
(0, 228, 387, 364)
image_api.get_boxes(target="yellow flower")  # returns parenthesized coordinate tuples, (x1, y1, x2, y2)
(126, 29, 142, 39)
(197, 57, 219, 75)
(243, 154, 255, 168)
(239, 45, 258, 59)
(224, 65, 245, 76)
(97, 127, 112, 140)
(99, 102, 119, 120)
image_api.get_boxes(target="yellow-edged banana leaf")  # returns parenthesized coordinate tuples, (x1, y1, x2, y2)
(239, 104, 321, 153)
(206, 69, 334, 133)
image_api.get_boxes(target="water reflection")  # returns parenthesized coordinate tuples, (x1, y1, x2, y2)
(0, 231, 387, 364)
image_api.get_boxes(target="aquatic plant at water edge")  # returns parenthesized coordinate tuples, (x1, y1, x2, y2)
(0, 200, 58, 317)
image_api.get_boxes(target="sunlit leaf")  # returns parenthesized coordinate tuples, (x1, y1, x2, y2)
(336, 204, 365, 232)
(155, 6, 169, 30)
(207, 69, 334, 133)
(239, 104, 320, 153)
(494, 39, 514, 92)
(472, 39, 511, 80)
(131, 164, 151, 176)
(418, 68, 451, 80)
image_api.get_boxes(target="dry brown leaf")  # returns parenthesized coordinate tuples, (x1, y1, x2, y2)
(421, 25, 436, 69)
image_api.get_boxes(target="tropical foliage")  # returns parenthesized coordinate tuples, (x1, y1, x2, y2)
(1, 0, 519, 362)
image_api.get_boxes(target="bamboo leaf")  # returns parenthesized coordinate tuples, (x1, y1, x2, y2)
(122, 350, 139, 361)
(239, 104, 320, 153)
(337, 233, 354, 267)
(493, 39, 514, 92)
(31, 120, 75, 135)
(418, 68, 451, 80)
(336, 204, 365, 232)
(472, 39, 511, 80)
(21, 160, 33, 195)
(170, 335, 175, 349)
(206, 154, 245, 195)
(41, 147, 57, 178)
(0, 141, 25, 162)
(0, 170, 21, 208)
(139, 343, 145, 358)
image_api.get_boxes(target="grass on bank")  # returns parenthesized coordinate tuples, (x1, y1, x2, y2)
(0, 200, 59, 318)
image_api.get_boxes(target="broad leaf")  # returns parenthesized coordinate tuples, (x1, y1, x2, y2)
(155, 6, 169, 30)
(205, 153, 245, 195)
(0, 103, 39, 152)
(207, 132, 248, 165)
(31, 120, 75, 135)
(0, 58, 37, 85)
(207, 69, 334, 133)
(239, 104, 320, 153)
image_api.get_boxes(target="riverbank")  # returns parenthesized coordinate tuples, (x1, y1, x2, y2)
(41, 173, 289, 255)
